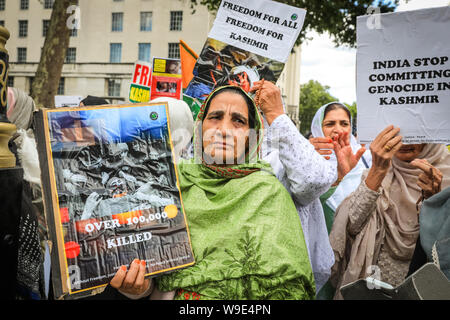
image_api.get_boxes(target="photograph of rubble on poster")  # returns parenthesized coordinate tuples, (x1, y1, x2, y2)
(185, 37, 285, 100)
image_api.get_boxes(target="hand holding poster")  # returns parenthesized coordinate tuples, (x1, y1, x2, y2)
(356, 6, 450, 144)
(185, 0, 306, 100)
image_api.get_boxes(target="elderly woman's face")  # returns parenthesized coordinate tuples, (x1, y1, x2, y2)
(202, 92, 250, 165)
(394, 144, 425, 162)
(322, 108, 351, 140)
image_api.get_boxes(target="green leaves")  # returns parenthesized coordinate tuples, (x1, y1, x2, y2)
(188, 0, 399, 47)
(299, 80, 338, 134)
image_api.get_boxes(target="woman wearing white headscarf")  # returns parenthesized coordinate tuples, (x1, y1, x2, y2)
(310, 102, 371, 233)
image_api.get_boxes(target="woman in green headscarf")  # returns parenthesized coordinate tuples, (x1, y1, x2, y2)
(109, 85, 315, 300)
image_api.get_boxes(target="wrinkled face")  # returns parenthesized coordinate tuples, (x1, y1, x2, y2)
(202, 91, 250, 165)
(322, 108, 351, 140)
(394, 144, 425, 162)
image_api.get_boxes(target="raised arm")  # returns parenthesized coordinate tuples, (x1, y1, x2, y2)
(250, 81, 336, 206)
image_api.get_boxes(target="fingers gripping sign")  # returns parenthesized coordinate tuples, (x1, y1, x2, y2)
(110, 259, 152, 297)
(249, 80, 284, 125)
(365, 125, 403, 191)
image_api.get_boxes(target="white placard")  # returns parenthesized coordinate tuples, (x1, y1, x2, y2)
(54, 95, 83, 108)
(208, 0, 306, 63)
(356, 6, 450, 144)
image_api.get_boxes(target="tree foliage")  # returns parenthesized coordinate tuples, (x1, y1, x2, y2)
(188, 0, 399, 47)
(298, 80, 360, 135)
(298, 80, 338, 134)
(31, 0, 78, 109)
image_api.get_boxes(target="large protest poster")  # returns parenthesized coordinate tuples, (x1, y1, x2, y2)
(129, 61, 152, 103)
(34, 103, 195, 299)
(356, 6, 450, 144)
(185, 0, 306, 100)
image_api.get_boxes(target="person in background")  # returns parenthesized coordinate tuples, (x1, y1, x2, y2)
(309, 102, 371, 234)
(407, 186, 450, 280)
(330, 126, 450, 299)
(6, 87, 44, 299)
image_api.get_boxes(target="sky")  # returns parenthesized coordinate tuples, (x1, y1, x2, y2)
(300, 0, 450, 105)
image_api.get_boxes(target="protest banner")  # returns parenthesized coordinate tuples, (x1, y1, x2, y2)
(185, 0, 306, 100)
(179, 40, 199, 90)
(34, 103, 195, 299)
(129, 61, 152, 103)
(150, 57, 183, 100)
(356, 6, 450, 144)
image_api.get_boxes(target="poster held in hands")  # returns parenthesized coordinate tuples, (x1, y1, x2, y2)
(356, 6, 450, 144)
(185, 0, 306, 100)
(34, 103, 195, 299)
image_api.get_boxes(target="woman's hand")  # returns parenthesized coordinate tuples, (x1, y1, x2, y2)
(309, 136, 334, 159)
(249, 80, 284, 125)
(110, 259, 151, 296)
(410, 158, 443, 199)
(365, 125, 403, 191)
(333, 131, 366, 183)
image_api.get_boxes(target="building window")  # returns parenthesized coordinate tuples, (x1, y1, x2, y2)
(140, 12, 152, 31)
(20, 0, 29, 10)
(43, 20, 50, 37)
(18, 48, 27, 63)
(0, 21, 4, 27)
(138, 43, 151, 62)
(0, 0, 4, 11)
(65, 48, 76, 63)
(57, 77, 65, 95)
(168, 43, 180, 59)
(19, 20, 28, 37)
(70, 27, 78, 37)
(108, 79, 121, 97)
(44, 0, 54, 9)
(112, 12, 123, 32)
(7, 76, 14, 88)
(170, 11, 183, 31)
(110, 43, 122, 63)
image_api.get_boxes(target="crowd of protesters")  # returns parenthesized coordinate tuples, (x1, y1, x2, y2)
(4, 80, 450, 300)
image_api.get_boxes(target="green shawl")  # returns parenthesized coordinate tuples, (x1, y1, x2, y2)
(156, 86, 315, 299)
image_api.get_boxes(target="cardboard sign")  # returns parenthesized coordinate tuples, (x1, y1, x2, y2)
(356, 6, 450, 144)
(129, 61, 153, 103)
(209, 0, 306, 63)
(150, 57, 182, 100)
(34, 103, 195, 299)
(185, 0, 306, 100)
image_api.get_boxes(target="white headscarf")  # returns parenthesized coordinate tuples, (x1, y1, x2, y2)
(150, 97, 194, 162)
(311, 102, 372, 211)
